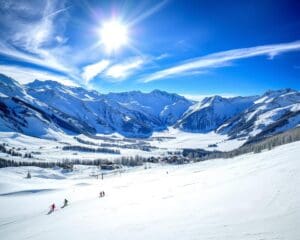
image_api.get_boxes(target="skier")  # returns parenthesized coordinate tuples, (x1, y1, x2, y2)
(62, 198, 68, 208)
(48, 203, 56, 214)
(51, 203, 56, 211)
(99, 191, 105, 198)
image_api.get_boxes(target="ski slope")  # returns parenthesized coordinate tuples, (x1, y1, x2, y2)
(0, 142, 299, 240)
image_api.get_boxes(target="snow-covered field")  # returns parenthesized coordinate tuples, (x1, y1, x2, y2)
(0, 132, 159, 162)
(150, 127, 245, 151)
(0, 141, 299, 240)
(0, 128, 245, 163)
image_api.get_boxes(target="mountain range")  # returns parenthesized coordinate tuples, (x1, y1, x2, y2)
(0, 73, 300, 142)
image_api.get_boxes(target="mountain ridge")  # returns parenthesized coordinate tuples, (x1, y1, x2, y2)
(0, 74, 299, 141)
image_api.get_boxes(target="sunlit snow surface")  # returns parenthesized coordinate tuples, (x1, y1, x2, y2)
(0, 129, 245, 162)
(150, 127, 244, 150)
(0, 142, 299, 240)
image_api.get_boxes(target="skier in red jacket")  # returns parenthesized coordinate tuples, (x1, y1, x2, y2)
(48, 203, 56, 215)
(51, 203, 55, 212)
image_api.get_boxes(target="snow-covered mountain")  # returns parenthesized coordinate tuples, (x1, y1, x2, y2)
(1, 73, 300, 140)
(0, 75, 193, 138)
(0, 74, 32, 101)
(175, 95, 258, 132)
(0, 75, 96, 138)
(105, 90, 193, 125)
(217, 89, 300, 141)
(26, 81, 152, 137)
(26, 80, 192, 138)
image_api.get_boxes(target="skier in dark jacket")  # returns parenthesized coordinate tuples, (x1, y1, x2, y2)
(62, 198, 68, 208)
(99, 191, 105, 198)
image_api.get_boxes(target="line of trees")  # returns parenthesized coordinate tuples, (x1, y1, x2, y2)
(73, 137, 98, 146)
(114, 155, 146, 166)
(100, 142, 155, 152)
(0, 158, 72, 168)
(0, 158, 110, 168)
(0, 155, 149, 168)
(0, 143, 32, 158)
(1, 127, 300, 169)
(189, 127, 300, 161)
(62, 145, 120, 154)
(74, 136, 155, 152)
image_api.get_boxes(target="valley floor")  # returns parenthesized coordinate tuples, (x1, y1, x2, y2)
(0, 128, 245, 162)
(0, 142, 299, 240)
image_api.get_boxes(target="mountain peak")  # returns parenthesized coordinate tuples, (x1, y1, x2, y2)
(151, 89, 168, 95)
(264, 88, 297, 96)
(0, 74, 19, 86)
(211, 95, 224, 102)
(0, 73, 28, 98)
(26, 79, 64, 89)
(1, 73, 299, 139)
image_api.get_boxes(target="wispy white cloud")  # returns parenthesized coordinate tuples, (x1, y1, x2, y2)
(1, 1, 152, 86)
(0, 42, 71, 73)
(0, 65, 77, 86)
(142, 40, 300, 82)
(155, 53, 170, 60)
(0, 0, 74, 79)
(8, 0, 69, 51)
(81, 60, 110, 83)
(105, 57, 144, 81)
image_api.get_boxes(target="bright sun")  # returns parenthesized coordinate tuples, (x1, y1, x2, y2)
(100, 20, 128, 52)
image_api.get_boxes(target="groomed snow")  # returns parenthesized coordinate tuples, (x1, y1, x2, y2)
(0, 141, 299, 240)
(150, 127, 245, 151)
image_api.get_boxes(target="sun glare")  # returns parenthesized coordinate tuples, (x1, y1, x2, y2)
(100, 20, 128, 52)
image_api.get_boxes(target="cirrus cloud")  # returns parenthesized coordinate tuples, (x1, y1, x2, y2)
(105, 57, 145, 81)
(142, 40, 300, 82)
(0, 64, 77, 86)
(81, 59, 110, 83)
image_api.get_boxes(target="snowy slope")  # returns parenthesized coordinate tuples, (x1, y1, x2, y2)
(0, 141, 299, 240)
(26, 81, 193, 137)
(106, 89, 193, 125)
(176, 95, 258, 132)
(0, 74, 31, 101)
(0, 78, 96, 139)
(0, 76, 65, 138)
(150, 127, 245, 151)
(0, 129, 243, 163)
(218, 89, 300, 140)
(0, 132, 162, 162)
(0, 96, 65, 138)
(1, 73, 300, 140)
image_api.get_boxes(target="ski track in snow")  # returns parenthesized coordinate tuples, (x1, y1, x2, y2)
(0, 142, 299, 240)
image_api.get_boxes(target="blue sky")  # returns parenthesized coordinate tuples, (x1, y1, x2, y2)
(0, 0, 300, 98)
